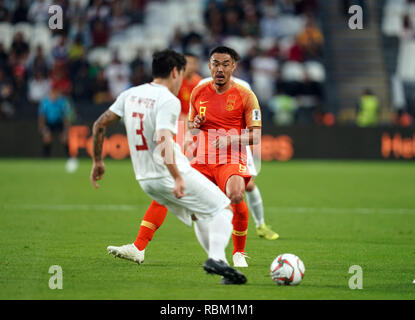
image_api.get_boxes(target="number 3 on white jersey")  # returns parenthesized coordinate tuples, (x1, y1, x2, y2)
(132, 112, 148, 151)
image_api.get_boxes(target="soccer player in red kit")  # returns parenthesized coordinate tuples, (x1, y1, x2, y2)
(130, 47, 261, 268)
(186, 46, 261, 267)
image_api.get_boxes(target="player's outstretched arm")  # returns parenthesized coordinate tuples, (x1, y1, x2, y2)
(156, 129, 185, 198)
(90, 109, 120, 188)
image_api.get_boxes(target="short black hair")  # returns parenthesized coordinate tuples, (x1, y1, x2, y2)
(152, 49, 186, 78)
(209, 46, 240, 62)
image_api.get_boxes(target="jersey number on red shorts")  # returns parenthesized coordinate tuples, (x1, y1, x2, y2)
(132, 112, 148, 151)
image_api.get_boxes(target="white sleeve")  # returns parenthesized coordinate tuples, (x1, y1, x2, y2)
(155, 98, 181, 134)
(109, 90, 128, 118)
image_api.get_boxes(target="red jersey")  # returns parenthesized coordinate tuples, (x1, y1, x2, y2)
(178, 74, 202, 115)
(189, 80, 262, 165)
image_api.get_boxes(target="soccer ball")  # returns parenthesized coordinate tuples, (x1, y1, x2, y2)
(270, 253, 305, 286)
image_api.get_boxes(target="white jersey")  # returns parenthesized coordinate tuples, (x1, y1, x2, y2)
(198, 76, 258, 176)
(109, 83, 191, 180)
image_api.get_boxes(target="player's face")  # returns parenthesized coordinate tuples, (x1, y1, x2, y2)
(209, 53, 236, 87)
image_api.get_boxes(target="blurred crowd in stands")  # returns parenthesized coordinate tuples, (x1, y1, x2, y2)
(0, 0, 327, 126)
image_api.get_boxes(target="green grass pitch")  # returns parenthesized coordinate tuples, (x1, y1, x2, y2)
(0, 159, 414, 300)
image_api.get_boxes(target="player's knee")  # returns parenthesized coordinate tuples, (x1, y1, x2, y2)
(229, 192, 244, 204)
(246, 179, 255, 192)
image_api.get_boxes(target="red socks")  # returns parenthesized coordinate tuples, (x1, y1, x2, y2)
(231, 200, 249, 254)
(134, 200, 168, 250)
(134, 199, 249, 255)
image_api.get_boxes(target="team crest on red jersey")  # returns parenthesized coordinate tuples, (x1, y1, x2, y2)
(225, 95, 237, 111)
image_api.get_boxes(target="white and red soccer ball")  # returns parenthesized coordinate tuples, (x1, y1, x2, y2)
(270, 253, 305, 286)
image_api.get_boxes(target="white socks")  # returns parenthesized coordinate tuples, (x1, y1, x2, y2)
(246, 186, 265, 228)
(194, 208, 233, 264)
(194, 218, 210, 255)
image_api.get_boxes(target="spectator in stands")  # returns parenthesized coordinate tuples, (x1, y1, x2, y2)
(0, 0, 10, 22)
(268, 86, 298, 126)
(288, 39, 305, 62)
(91, 19, 109, 47)
(356, 88, 379, 127)
(27, 45, 52, 78)
(109, 0, 130, 37)
(296, 16, 324, 60)
(295, 71, 322, 125)
(130, 50, 151, 87)
(259, 5, 282, 38)
(126, 0, 148, 24)
(91, 69, 112, 104)
(204, 3, 225, 39)
(69, 52, 91, 101)
(28, 0, 50, 24)
(296, 0, 319, 15)
(68, 17, 92, 49)
(242, 10, 260, 37)
(259, 0, 280, 18)
(130, 63, 151, 87)
(0, 68, 15, 119)
(68, 34, 86, 62)
(87, 0, 111, 25)
(50, 62, 72, 96)
(105, 51, 131, 99)
(67, 0, 88, 22)
(12, 0, 29, 24)
(223, 9, 242, 36)
(251, 50, 279, 104)
(0, 43, 8, 68)
(51, 35, 69, 65)
(38, 85, 71, 157)
(28, 70, 50, 104)
(10, 32, 30, 63)
(182, 31, 204, 58)
(11, 63, 28, 110)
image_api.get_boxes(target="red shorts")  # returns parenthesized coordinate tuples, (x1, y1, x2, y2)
(191, 162, 251, 193)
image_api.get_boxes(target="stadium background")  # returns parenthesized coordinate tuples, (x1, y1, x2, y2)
(0, 0, 415, 301)
(0, 0, 414, 160)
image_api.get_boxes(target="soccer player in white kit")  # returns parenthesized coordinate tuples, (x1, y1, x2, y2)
(90, 50, 246, 285)
(197, 76, 279, 241)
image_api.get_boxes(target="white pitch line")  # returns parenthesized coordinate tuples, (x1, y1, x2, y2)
(1, 204, 415, 215)
(267, 207, 415, 215)
(1, 204, 144, 211)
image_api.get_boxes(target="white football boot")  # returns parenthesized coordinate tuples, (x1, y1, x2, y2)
(233, 252, 249, 267)
(107, 244, 145, 264)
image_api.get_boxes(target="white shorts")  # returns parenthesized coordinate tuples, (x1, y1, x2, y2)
(246, 146, 257, 177)
(138, 168, 231, 227)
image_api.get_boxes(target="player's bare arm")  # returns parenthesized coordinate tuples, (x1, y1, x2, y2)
(90, 109, 120, 188)
(213, 126, 262, 149)
(156, 129, 185, 198)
